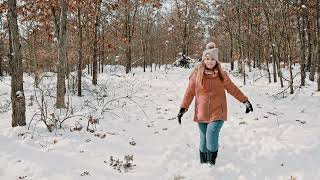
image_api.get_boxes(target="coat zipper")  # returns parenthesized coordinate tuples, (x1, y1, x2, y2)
(208, 79, 212, 119)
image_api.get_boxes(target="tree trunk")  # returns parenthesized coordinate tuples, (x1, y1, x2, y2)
(125, 6, 132, 74)
(265, 51, 271, 83)
(51, 4, 60, 41)
(317, 0, 320, 91)
(276, 53, 284, 88)
(271, 43, 277, 83)
(288, 40, 294, 94)
(298, 3, 307, 87)
(257, 14, 262, 69)
(101, 26, 105, 73)
(87, 62, 90, 75)
(243, 59, 246, 85)
(182, 0, 188, 58)
(142, 38, 146, 72)
(306, 16, 312, 72)
(309, 41, 316, 81)
(0, 55, 2, 77)
(92, 1, 101, 85)
(0, 29, 3, 77)
(228, 28, 234, 70)
(126, 42, 132, 73)
(98, 44, 101, 74)
(285, 1, 293, 94)
(264, 8, 277, 83)
(56, 0, 67, 108)
(77, 2, 82, 97)
(0, 16, 3, 77)
(31, 30, 39, 88)
(8, 0, 26, 127)
(0, 40, 3, 77)
(236, 2, 243, 73)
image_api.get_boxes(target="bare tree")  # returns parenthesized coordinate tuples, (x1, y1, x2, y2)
(0, 37, 4, 77)
(0, 14, 3, 77)
(92, 0, 101, 85)
(298, 0, 307, 87)
(56, 0, 67, 108)
(317, 0, 320, 91)
(77, 0, 83, 96)
(8, 0, 26, 127)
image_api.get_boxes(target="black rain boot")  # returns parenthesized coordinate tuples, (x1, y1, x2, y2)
(207, 150, 218, 166)
(199, 150, 208, 164)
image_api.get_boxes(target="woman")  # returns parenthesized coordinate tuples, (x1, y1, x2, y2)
(177, 42, 253, 166)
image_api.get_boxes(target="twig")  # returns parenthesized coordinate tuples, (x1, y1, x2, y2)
(28, 113, 41, 130)
(272, 86, 290, 99)
(127, 96, 150, 121)
(100, 109, 121, 119)
(291, 86, 302, 101)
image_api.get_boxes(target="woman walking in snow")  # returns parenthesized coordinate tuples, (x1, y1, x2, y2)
(177, 42, 253, 166)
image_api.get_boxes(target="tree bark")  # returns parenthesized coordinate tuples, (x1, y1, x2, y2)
(0, 16, 3, 76)
(124, 1, 136, 74)
(125, 11, 130, 73)
(236, 1, 243, 73)
(227, 21, 234, 70)
(0, 38, 3, 77)
(317, 0, 320, 91)
(285, 1, 293, 94)
(306, 17, 312, 72)
(77, 2, 82, 97)
(263, 7, 277, 83)
(92, 0, 101, 85)
(8, 0, 26, 127)
(298, 1, 307, 87)
(288, 36, 294, 94)
(101, 25, 105, 73)
(56, 0, 67, 108)
(309, 40, 316, 81)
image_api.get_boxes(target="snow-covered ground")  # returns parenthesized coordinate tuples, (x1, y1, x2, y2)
(0, 63, 319, 180)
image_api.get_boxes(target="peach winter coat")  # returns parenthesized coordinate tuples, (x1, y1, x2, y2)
(180, 70, 248, 123)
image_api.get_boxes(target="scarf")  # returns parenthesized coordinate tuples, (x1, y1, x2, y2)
(204, 69, 219, 78)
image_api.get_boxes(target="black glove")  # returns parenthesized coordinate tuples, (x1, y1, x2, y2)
(177, 108, 186, 125)
(243, 100, 253, 113)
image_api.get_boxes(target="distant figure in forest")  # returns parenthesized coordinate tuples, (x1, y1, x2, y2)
(177, 42, 253, 166)
(176, 54, 190, 68)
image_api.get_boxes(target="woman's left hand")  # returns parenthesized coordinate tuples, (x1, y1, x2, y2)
(177, 108, 186, 125)
(243, 100, 253, 113)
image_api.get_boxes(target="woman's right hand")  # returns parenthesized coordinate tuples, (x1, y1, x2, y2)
(243, 100, 253, 113)
(177, 108, 186, 125)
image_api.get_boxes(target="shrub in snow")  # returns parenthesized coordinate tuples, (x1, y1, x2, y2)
(80, 171, 90, 176)
(86, 116, 99, 133)
(109, 155, 136, 173)
(174, 175, 186, 180)
(129, 138, 136, 146)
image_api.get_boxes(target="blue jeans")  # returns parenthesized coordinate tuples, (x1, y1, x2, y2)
(198, 120, 224, 152)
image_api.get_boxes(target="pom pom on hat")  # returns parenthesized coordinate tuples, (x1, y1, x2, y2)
(206, 42, 216, 49)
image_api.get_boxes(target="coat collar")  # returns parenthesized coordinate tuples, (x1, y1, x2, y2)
(204, 69, 218, 78)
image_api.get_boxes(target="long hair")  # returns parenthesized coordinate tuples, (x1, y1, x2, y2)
(191, 61, 224, 88)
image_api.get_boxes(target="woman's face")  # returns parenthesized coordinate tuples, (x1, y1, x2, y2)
(203, 54, 217, 69)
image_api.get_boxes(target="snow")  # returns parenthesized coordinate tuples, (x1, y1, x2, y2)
(0, 63, 320, 180)
(168, 25, 175, 32)
(16, 91, 24, 98)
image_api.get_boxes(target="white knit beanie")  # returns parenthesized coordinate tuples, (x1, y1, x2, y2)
(202, 42, 218, 61)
